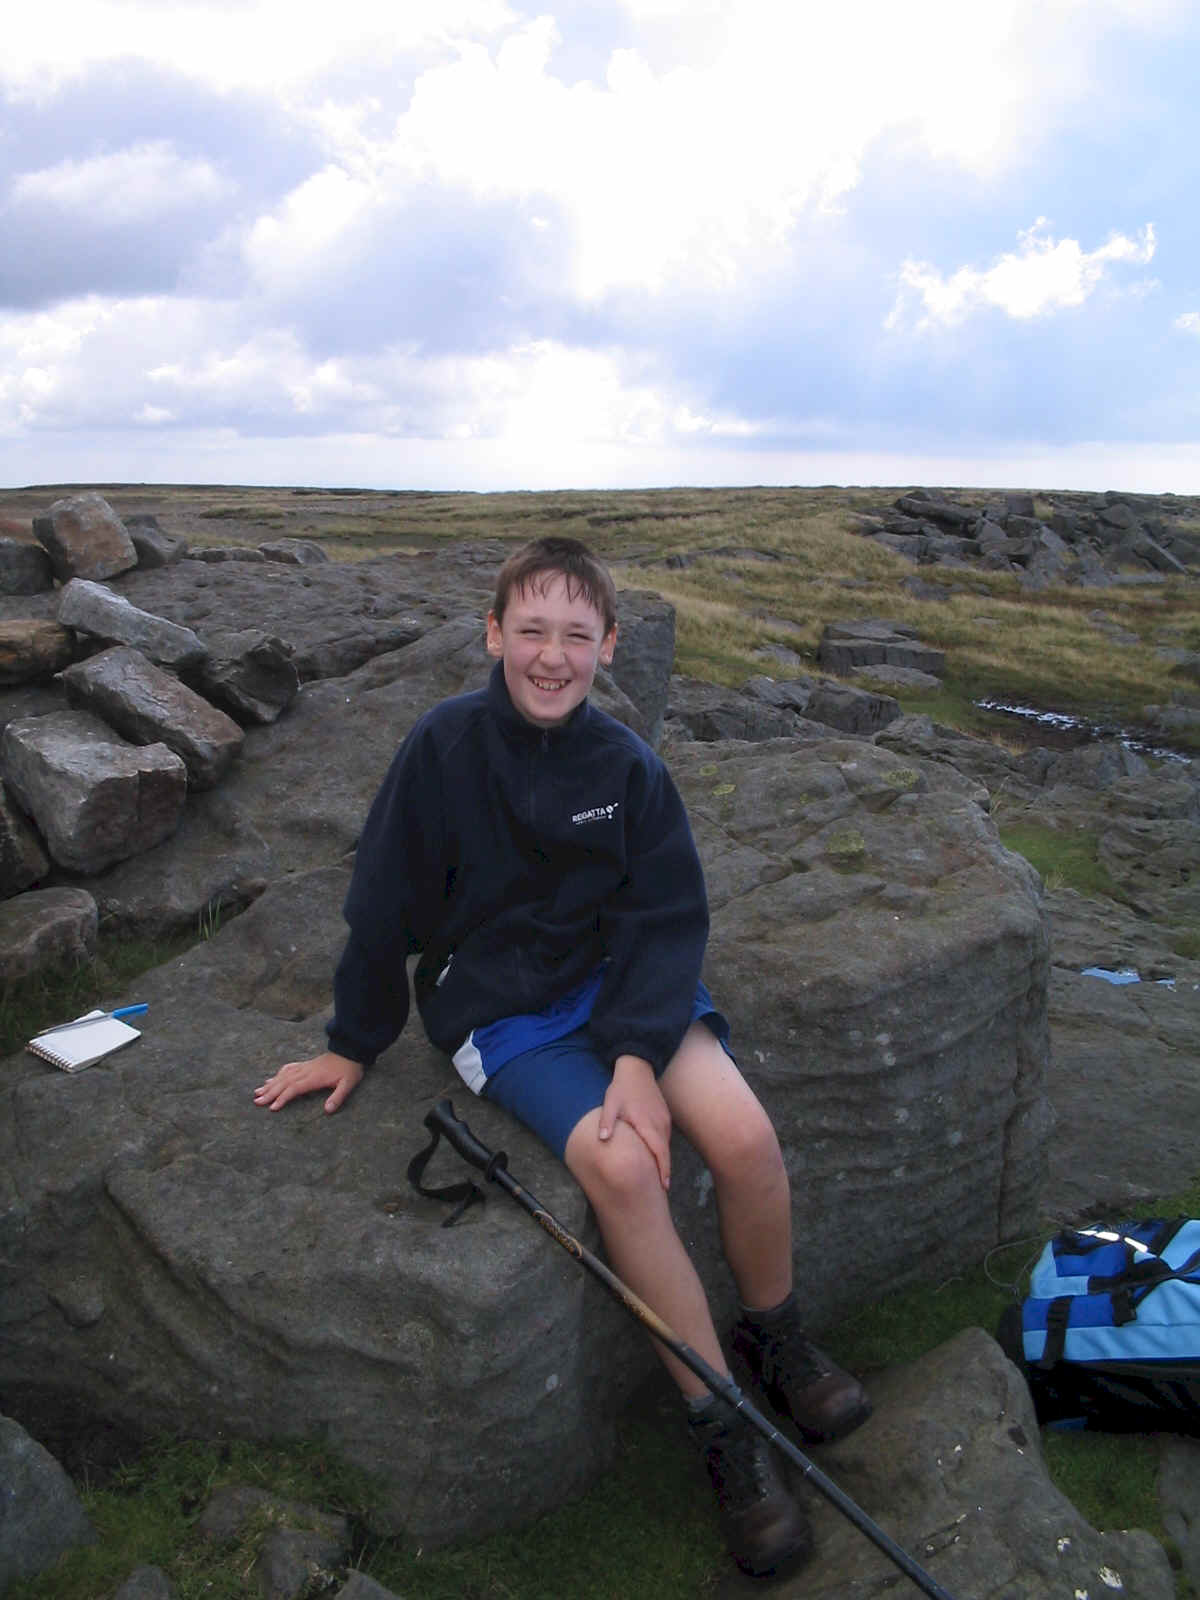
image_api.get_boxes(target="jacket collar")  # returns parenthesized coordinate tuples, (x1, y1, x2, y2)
(486, 660, 592, 746)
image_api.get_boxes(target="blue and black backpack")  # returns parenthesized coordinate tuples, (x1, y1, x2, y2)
(997, 1218, 1200, 1431)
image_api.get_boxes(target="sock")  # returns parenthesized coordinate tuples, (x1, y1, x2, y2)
(686, 1390, 717, 1415)
(738, 1289, 797, 1328)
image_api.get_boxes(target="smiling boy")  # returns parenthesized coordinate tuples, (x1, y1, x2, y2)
(254, 536, 870, 1577)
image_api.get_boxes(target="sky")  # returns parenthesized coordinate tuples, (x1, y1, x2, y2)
(3, 0, 1200, 495)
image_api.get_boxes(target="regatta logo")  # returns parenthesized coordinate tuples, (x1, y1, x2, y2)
(571, 802, 621, 826)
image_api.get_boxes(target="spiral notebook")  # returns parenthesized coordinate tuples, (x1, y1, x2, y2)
(27, 1010, 142, 1072)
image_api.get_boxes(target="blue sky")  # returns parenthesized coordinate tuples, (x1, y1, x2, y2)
(3, 0, 1199, 494)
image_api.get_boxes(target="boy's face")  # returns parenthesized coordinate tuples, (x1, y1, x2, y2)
(487, 572, 617, 728)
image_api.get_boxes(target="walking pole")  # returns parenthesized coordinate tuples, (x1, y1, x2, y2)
(408, 1099, 963, 1600)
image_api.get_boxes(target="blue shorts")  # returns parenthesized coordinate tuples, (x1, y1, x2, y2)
(481, 992, 732, 1159)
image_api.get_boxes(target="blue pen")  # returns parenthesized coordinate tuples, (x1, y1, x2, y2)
(35, 1004, 149, 1038)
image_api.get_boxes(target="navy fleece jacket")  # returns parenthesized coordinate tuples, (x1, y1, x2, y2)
(326, 662, 710, 1073)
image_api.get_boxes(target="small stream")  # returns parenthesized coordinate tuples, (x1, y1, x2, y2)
(975, 698, 1193, 764)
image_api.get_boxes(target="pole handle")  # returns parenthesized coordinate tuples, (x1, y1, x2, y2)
(424, 1097, 507, 1177)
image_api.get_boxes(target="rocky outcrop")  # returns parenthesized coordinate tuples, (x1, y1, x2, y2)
(848, 486, 1200, 586)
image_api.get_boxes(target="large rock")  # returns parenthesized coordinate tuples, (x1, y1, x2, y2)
(0, 1413, 95, 1588)
(0, 619, 74, 685)
(58, 578, 209, 671)
(33, 491, 138, 583)
(1, 710, 187, 873)
(778, 1328, 1174, 1599)
(0, 723, 1048, 1545)
(0, 780, 50, 894)
(0, 887, 97, 981)
(0, 538, 54, 595)
(195, 629, 301, 725)
(61, 646, 244, 789)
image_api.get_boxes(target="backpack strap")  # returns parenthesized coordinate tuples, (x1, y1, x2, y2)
(1038, 1297, 1073, 1369)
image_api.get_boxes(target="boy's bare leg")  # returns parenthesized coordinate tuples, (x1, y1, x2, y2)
(662, 1022, 872, 1446)
(564, 1109, 726, 1397)
(659, 1022, 793, 1311)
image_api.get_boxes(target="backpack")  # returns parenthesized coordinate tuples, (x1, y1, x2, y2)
(996, 1218, 1200, 1432)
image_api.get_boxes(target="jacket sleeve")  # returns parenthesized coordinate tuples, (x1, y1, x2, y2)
(588, 755, 710, 1075)
(324, 718, 447, 1066)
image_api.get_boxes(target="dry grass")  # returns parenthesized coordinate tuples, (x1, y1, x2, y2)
(4, 481, 1198, 737)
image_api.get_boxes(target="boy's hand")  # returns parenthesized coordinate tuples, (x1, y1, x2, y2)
(253, 1051, 364, 1115)
(599, 1054, 672, 1189)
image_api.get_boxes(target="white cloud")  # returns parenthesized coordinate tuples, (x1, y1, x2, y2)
(1, 0, 516, 97)
(887, 220, 1157, 331)
(1176, 312, 1200, 335)
(13, 142, 232, 223)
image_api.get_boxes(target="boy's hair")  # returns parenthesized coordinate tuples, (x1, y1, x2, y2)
(492, 537, 618, 634)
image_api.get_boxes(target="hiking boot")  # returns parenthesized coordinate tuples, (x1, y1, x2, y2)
(689, 1398, 813, 1578)
(732, 1295, 872, 1444)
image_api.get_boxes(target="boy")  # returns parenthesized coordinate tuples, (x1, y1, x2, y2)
(254, 537, 870, 1577)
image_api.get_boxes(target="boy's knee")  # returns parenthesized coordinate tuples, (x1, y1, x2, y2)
(568, 1119, 663, 1209)
(711, 1106, 782, 1184)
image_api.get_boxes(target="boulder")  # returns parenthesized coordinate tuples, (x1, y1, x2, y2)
(1, 710, 187, 873)
(259, 538, 330, 565)
(0, 887, 97, 981)
(113, 1569, 178, 1600)
(122, 514, 188, 568)
(804, 681, 901, 735)
(816, 620, 945, 678)
(1040, 888, 1200, 1223)
(0, 619, 75, 685)
(607, 588, 675, 746)
(195, 629, 301, 725)
(790, 1328, 1174, 1599)
(667, 676, 806, 741)
(33, 491, 138, 583)
(0, 1413, 95, 1589)
(58, 579, 209, 671)
(61, 646, 244, 790)
(894, 493, 976, 529)
(0, 538, 54, 595)
(0, 781, 50, 895)
(0, 728, 1048, 1546)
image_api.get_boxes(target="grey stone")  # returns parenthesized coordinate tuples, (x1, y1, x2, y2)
(334, 1574, 404, 1600)
(894, 493, 976, 528)
(0, 619, 75, 685)
(804, 681, 901, 734)
(1, 710, 187, 873)
(784, 1328, 1174, 1599)
(0, 538, 54, 595)
(190, 545, 267, 563)
(58, 579, 209, 671)
(61, 646, 244, 790)
(113, 1566, 178, 1599)
(196, 630, 300, 725)
(256, 1525, 349, 1600)
(259, 538, 330, 565)
(0, 1413, 95, 1589)
(0, 887, 97, 981)
(33, 491, 138, 582)
(1159, 1436, 1200, 1596)
(0, 779, 50, 895)
(607, 587, 675, 745)
(123, 514, 188, 568)
(667, 676, 804, 741)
